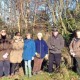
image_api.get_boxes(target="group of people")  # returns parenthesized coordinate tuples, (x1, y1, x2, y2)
(0, 27, 80, 78)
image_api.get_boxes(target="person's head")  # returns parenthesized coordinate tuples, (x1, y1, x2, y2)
(26, 33, 31, 39)
(0, 29, 7, 40)
(1, 29, 6, 36)
(76, 30, 80, 38)
(37, 32, 43, 40)
(15, 32, 20, 36)
(52, 27, 59, 37)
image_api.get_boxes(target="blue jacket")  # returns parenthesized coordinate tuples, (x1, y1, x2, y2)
(22, 39, 35, 60)
(35, 39, 48, 59)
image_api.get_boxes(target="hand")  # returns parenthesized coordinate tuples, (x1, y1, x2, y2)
(5, 53, 8, 56)
(45, 54, 48, 60)
(70, 50, 73, 53)
(35, 52, 40, 58)
(3, 53, 8, 59)
(3, 54, 7, 59)
(52, 46, 55, 49)
(15, 40, 18, 42)
(35, 52, 38, 55)
(52, 46, 56, 51)
(32, 57, 34, 60)
(71, 52, 75, 57)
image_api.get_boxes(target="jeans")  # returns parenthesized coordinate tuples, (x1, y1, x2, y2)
(0, 60, 10, 77)
(24, 60, 32, 77)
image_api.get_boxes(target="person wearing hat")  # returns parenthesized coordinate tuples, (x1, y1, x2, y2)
(0, 29, 12, 77)
(33, 32, 48, 75)
(47, 27, 64, 73)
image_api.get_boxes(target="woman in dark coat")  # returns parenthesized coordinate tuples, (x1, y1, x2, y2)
(0, 29, 12, 77)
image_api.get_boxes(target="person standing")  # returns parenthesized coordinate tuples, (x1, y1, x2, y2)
(33, 32, 48, 75)
(0, 29, 12, 77)
(69, 30, 80, 75)
(22, 33, 35, 77)
(47, 27, 64, 73)
(10, 32, 24, 75)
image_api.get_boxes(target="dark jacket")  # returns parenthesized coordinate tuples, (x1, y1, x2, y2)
(47, 34, 64, 54)
(22, 39, 35, 60)
(35, 39, 48, 59)
(69, 38, 80, 57)
(0, 39, 12, 61)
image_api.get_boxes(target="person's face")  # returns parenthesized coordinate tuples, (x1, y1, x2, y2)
(26, 34, 31, 39)
(37, 35, 42, 40)
(76, 31, 80, 38)
(53, 31, 58, 37)
(1, 30, 6, 36)
(17, 33, 20, 36)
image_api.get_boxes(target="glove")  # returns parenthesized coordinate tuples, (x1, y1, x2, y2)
(3, 53, 8, 59)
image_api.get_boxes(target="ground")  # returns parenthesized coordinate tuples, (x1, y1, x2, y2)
(0, 69, 80, 80)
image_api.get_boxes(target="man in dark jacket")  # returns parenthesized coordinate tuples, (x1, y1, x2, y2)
(47, 27, 64, 73)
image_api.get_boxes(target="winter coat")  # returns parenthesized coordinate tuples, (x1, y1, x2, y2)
(10, 36, 24, 63)
(47, 34, 64, 54)
(69, 38, 80, 57)
(0, 39, 12, 61)
(35, 39, 48, 59)
(22, 39, 35, 60)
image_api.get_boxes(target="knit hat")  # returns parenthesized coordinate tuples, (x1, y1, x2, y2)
(52, 27, 58, 32)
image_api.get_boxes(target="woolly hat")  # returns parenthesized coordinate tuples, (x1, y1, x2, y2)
(52, 27, 58, 32)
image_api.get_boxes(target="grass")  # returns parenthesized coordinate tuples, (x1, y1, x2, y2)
(0, 69, 80, 80)
(1, 72, 51, 80)
(0, 62, 80, 80)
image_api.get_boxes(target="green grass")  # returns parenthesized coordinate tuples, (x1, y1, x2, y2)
(0, 70, 80, 80)
(1, 72, 52, 80)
